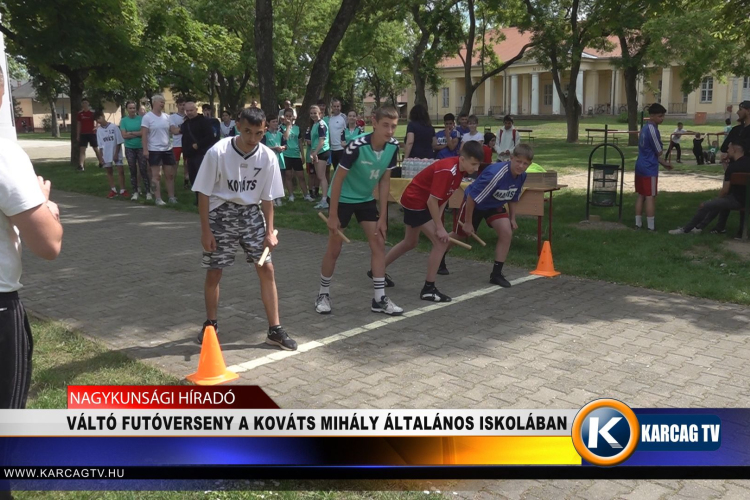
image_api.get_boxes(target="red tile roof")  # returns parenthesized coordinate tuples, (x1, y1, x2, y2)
(439, 28, 622, 68)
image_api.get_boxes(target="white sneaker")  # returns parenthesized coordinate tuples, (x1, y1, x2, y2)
(315, 294, 332, 314)
(690, 228, 702, 234)
(274, 199, 283, 207)
(155, 198, 167, 206)
(304, 194, 314, 202)
(146, 193, 153, 201)
(371, 295, 403, 316)
(130, 193, 139, 201)
(168, 197, 178, 204)
(288, 194, 295, 202)
(669, 228, 687, 235)
(314, 200, 329, 209)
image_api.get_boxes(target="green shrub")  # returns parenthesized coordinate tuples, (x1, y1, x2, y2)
(617, 112, 628, 123)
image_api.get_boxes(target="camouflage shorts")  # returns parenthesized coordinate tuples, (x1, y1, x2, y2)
(202, 202, 269, 269)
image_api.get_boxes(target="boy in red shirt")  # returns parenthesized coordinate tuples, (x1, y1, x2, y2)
(76, 98, 104, 171)
(384, 141, 483, 302)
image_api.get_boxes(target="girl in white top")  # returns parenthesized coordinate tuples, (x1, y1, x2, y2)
(460, 114, 485, 149)
(141, 94, 176, 205)
(220, 111, 236, 138)
(494, 115, 521, 161)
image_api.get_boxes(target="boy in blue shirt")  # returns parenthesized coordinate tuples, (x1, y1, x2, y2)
(433, 113, 461, 159)
(446, 143, 534, 287)
(635, 103, 672, 231)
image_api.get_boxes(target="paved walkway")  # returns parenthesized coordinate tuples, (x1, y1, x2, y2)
(20, 190, 750, 498)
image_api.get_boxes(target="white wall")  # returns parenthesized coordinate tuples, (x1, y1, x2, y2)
(0, 14, 17, 140)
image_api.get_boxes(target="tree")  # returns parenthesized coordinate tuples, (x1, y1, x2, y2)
(28, 67, 67, 137)
(457, 0, 535, 117)
(255, 0, 276, 118)
(523, 0, 611, 142)
(1, 0, 144, 164)
(408, 0, 464, 108)
(295, 0, 363, 132)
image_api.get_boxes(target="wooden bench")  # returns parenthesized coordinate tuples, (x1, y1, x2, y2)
(517, 128, 534, 143)
(730, 172, 750, 240)
(585, 128, 619, 145)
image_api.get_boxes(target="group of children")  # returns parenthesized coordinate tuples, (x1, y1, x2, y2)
(191, 103, 535, 352)
(665, 121, 720, 166)
(636, 101, 750, 236)
(433, 113, 521, 164)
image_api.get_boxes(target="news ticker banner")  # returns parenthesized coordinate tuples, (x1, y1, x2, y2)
(0, 386, 749, 483)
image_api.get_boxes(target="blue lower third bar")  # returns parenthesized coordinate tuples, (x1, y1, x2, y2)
(638, 414, 721, 451)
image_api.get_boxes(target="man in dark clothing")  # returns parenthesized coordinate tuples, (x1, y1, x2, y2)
(712, 101, 750, 234)
(181, 100, 219, 195)
(202, 104, 222, 139)
(669, 141, 750, 234)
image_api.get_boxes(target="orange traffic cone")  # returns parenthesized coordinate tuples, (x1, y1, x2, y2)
(186, 326, 239, 385)
(530, 241, 561, 277)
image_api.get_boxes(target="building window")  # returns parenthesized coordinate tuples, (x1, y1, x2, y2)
(657, 79, 663, 103)
(683, 93, 688, 104)
(543, 84, 553, 105)
(442, 88, 449, 108)
(700, 77, 713, 103)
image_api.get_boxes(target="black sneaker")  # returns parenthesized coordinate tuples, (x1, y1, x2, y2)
(489, 273, 512, 288)
(184, 179, 191, 189)
(420, 287, 452, 302)
(76, 165, 85, 171)
(710, 228, 726, 234)
(196, 320, 218, 345)
(437, 264, 450, 275)
(266, 326, 297, 351)
(367, 270, 395, 287)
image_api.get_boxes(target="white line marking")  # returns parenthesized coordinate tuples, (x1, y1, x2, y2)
(227, 274, 544, 373)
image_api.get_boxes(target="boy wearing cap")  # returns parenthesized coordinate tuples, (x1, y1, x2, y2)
(635, 103, 672, 231)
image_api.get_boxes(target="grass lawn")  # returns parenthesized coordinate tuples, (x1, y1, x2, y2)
(16, 132, 71, 141)
(34, 158, 750, 305)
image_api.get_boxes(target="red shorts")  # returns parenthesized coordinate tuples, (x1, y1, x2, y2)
(306, 162, 315, 175)
(453, 200, 509, 237)
(173, 147, 182, 163)
(635, 174, 658, 197)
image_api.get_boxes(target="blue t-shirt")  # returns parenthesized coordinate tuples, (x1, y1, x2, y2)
(464, 161, 526, 211)
(435, 129, 461, 159)
(635, 122, 663, 177)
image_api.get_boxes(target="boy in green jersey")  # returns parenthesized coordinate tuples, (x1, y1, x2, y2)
(315, 106, 403, 316)
(281, 108, 312, 201)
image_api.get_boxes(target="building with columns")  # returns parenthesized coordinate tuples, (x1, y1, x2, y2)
(417, 28, 744, 122)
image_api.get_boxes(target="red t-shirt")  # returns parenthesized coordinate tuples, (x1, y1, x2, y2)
(483, 145, 493, 164)
(77, 110, 95, 134)
(356, 119, 365, 128)
(400, 157, 463, 211)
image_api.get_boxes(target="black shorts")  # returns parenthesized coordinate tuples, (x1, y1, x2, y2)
(285, 157, 304, 172)
(79, 133, 97, 148)
(391, 167, 402, 178)
(331, 149, 344, 167)
(0, 291, 33, 409)
(403, 208, 433, 228)
(334, 200, 379, 229)
(317, 150, 331, 162)
(148, 150, 176, 166)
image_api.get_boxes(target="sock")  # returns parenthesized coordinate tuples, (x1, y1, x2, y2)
(493, 261, 504, 276)
(647, 217, 655, 231)
(635, 215, 642, 228)
(120, 188, 125, 194)
(309, 189, 314, 197)
(315, 188, 320, 197)
(423, 280, 435, 290)
(268, 324, 281, 334)
(111, 187, 117, 192)
(319, 274, 332, 296)
(373, 277, 386, 301)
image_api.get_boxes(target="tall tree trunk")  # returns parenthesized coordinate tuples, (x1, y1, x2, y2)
(564, 62, 582, 143)
(296, 0, 361, 131)
(68, 71, 86, 166)
(459, 0, 476, 118)
(623, 67, 640, 146)
(255, 0, 276, 120)
(48, 98, 60, 138)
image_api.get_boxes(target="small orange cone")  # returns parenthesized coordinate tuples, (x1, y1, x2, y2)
(186, 326, 239, 385)
(530, 241, 561, 277)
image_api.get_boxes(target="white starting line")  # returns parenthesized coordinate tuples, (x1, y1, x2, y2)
(226, 274, 544, 374)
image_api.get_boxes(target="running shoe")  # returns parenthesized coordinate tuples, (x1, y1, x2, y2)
(367, 270, 395, 287)
(315, 294, 332, 314)
(371, 296, 403, 316)
(266, 326, 298, 351)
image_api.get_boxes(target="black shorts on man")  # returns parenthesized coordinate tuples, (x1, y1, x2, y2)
(403, 207, 433, 228)
(79, 133, 98, 149)
(331, 200, 379, 229)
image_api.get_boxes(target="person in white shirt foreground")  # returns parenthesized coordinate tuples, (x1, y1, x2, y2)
(192, 107, 297, 351)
